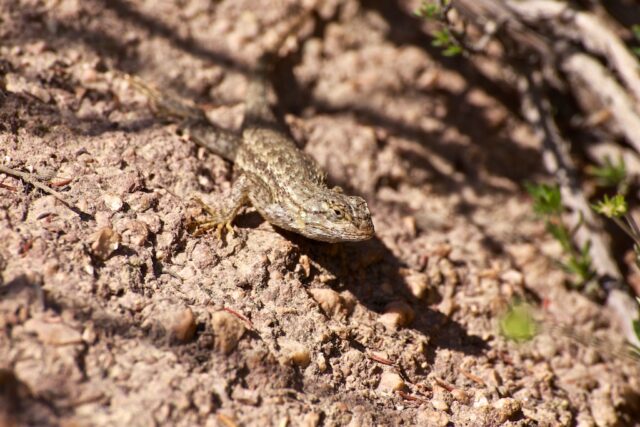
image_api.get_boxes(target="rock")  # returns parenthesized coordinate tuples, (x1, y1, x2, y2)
(417, 409, 449, 427)
(90, 227, 121, 260)
(82, 322, 97, 344)
(492, 398, 522, 423)
(231, 386, 260, 406)
(298, 254, 311, 277)
(102, 193, 123, 212)
(431, 396, 449, 411)
(24, 318, 83, 345)
(590, 390, 617, 427)
(278, 339, 311, 368)
(473, 391, 490, 408)
(169, 307, 197, 343)
(211, 311, 246, 354)
(451, 388, 470, 403)
(316, 353, 328, 372)
(309, 288, 345, 318)
(378, 301, 414, 328)
(501, 269, 524, 287)
(300, 411, 321, 427)
(123, 220, 149, 247)
(377, 372, 405, 393)
(403, 270, 432, 300)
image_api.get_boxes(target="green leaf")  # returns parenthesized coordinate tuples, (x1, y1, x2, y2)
(431, 29, 450, 47)
(634, 319, 640, 342)
(525, 183, 563, 216)
(415, 1, 440, 19)
(570, 242, 593, 283)
(587, 156, 626, 188)
(546, 221, 572, 252)
(632, 24, 640, 41)
(592, 194, 628, 218)
(443, 44, 462, 56)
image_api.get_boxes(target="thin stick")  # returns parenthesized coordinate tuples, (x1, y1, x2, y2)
(0, 165, 92, 220)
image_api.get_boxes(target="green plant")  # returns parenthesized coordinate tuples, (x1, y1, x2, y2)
(632, 24, 640, 57)
(592, 190, 640, 352)
(525, 183, 595, 285)
(633, 297, 640, 356)
(593, 193, 640, 268)
(414, 1, 441, 19)
(415, 1, 463, 57)
(431, 29, 462, 56)
(587, 156, 627, 192)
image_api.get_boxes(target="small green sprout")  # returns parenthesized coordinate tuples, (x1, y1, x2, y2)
(587, 156, 627, 189)
(593, 193, 640, 270)
(592, 194, 628, 218)
(525, 182, 595, 287)
(500, 303, 538, 342)
(564, 241, 593, 285)
(431, 29, 462, 57)
(415, 1, 440, 19)
(525, 183, 563, 216)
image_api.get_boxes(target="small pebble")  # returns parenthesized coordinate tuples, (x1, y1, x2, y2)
(501, 269, 524, 287)
(402, 270, 431, 300)
(211, 311, 246, 354)
(309, 288, 345, 318)
(82, 323, 97, 344)
(377, 372, 405, 393)
(493, 398, 521, 423)
(103, 193, 124, 212)
(90, 227, 120, 260)
(316, 353, 327, 372)
(300, 411, 321, 427)
(298, 254, 311, 277)
(590, 391, 618, 427)
(431, 397, 449, 411)
(416, 409, 449, 427)
(170, 307, 197, 343)
(278, 339, 311, 367)
(378, 301, 414, 328)
(451, 388, 470, 403)
(123, 220, 149, 247)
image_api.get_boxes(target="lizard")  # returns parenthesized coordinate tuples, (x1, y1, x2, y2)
(127, 55, 375, 243)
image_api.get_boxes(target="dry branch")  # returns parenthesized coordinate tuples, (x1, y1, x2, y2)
(561, 52, 640, 154)
(452, 0, 640, 156)
(506, 0, 640, 105)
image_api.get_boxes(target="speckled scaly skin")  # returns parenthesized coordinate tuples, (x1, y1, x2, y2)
(128, 60, 374, 243)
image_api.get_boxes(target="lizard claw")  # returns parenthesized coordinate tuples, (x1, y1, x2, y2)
(188, 197, 236, 240)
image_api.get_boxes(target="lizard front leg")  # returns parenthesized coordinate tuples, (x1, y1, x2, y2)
(190, 174, 250, 239)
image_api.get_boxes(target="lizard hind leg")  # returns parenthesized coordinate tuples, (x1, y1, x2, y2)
(189, 174, 251, 239)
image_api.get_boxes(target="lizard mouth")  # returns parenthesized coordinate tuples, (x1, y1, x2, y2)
(357, 218, 375, 238)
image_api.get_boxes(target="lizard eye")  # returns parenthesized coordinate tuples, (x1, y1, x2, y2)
(331, 207, 344, 219)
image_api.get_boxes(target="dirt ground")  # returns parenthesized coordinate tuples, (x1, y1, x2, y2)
(1, 0, 640, 426)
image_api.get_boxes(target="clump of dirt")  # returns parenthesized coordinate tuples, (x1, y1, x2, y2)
(1, 0, 639, 426)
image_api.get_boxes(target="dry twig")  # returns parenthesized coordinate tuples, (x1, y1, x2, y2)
(0, 165, 91, 220)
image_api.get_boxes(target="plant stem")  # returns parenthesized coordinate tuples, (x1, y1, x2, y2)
(612, 216, 640, 246)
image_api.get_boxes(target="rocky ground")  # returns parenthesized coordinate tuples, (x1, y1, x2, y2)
(1, 0, 639, 426)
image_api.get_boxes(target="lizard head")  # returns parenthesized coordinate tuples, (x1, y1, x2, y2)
(296, 191, 375, 243)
